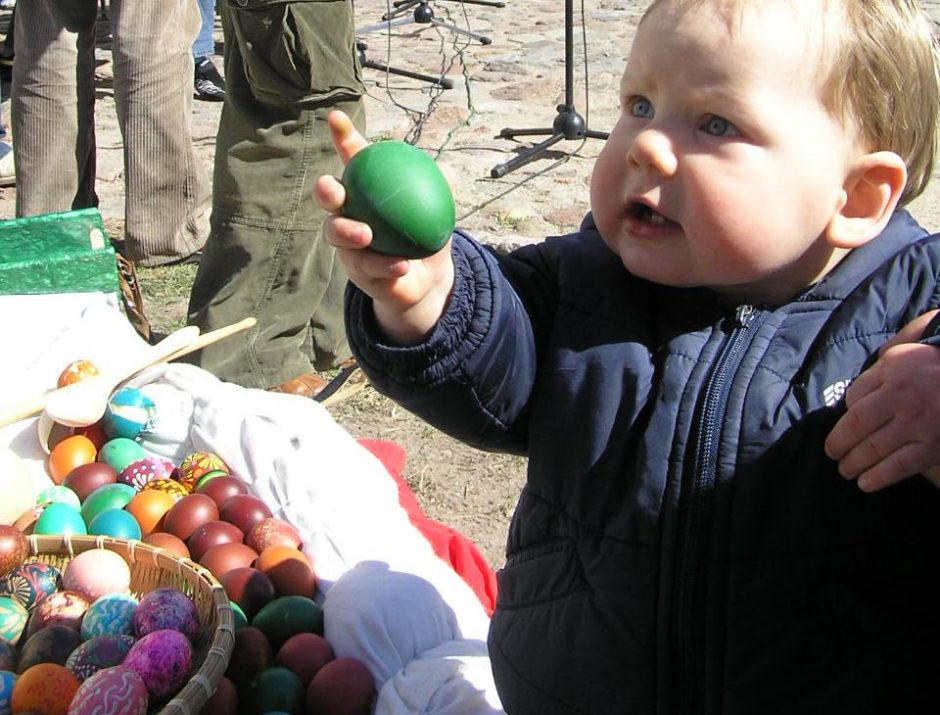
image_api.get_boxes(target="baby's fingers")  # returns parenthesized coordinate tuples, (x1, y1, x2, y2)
(327, 110, 368, 164)
(315, 174, 347, 214)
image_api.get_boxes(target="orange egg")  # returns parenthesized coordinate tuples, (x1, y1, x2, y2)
(255, 545, 317, 598)
(48, 434, 98, 485)
(143, 532, 192, 560)
(12, 662, 80, 715)
(57, 359, 100, 388)
(125, 489, 176, 536)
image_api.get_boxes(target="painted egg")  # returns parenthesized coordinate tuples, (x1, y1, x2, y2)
(117, 456, 175, 492)
(57, 359, 100, 388)
(341, 139, 456, 258)
(82, 593, 139, 640)
(66, 634, 136, 682)
(0, 670, 16, 715)
(124, 490, 175, 537)
(123, 629, 192, 701)
(195, 475, 247, 509)
(247, 517, 303, 553)
(225, 626, 273, 684)
(0, 448, 35, 527)
(36, 485, 81, 511)
(163, 494, 219, 542)
(199, 542, 258, 580)
(219, 494, 272, 536)
(62, 462, 118, 502)
(193, 469, 229, 491)
(33, 502, 87, 536)
(251, 595, 324, 651)
(88, 509, 142, 540)
(219, 567, 275, 621)
(186, 520, 244, 562)
(276, 632, 335, 686)
(67, 665, 149, 715)
(63, 549, 132, 602)
(0, 562, 62, 610)
(304, 657, 375, 715)
(11, 662, 80, 715)
(17, 624, 82, 672)
(243, 666, 304, 715)
(0, 526, 28, 576)
(176, 451, 229, 492)
(74, 421, 109, 451)
(230, 600, 248, 630)
(133, 588, 199, 640)
(203, 675, 238, 714)
(27, 590, 91, 638)
(0, 640, 14, 671)
(255, 545, 316, 598)
(97, 438, 146, 475)
(48, 434, 97, 485)
(0, 597, 27, 645)
(81, 483, 136, 525)
(142, 478, 189, 502)
(103, 387, 156, 441)
(141, 533, 190, 560)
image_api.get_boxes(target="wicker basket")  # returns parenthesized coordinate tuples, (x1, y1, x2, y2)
(24, 533, 235, 715)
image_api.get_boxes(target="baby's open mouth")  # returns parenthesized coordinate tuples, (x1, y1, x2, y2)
(628, 202, 675, 226)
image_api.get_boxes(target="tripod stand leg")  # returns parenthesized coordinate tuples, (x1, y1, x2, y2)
(491, 133, 566, 178)
(499, 127, 556, 140)
(361, 58, 454, 89)
(429, 17, 491, 44)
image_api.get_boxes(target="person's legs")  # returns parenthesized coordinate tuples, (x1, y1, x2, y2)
(109, 0, 211, 266)
(11, 0, 98, 216)
(193, 0, 224, 102)
(187, 0, 365, 389)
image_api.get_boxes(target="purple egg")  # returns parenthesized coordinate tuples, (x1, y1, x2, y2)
(66, 633, 136, 681)
(123, 629, 192, 701)
(132, 588, 200, 640)
(68, 665, 149, 715)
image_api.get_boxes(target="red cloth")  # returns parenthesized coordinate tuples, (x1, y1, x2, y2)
(357, 438, 498, 615)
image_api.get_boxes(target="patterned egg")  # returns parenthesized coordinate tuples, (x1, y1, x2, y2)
(82, 593, 139, 640)
(87, 509, 142, 540)
(123, 629, 192, 702)
(0, 561, 62, 610)
(33, 502, 87, 536)
(66, 634, 137, 682)
(103, 387, 156, 441)
(193, 469, 229, 491)
(117, 456, 176, 492)
(0, 669, 16, 715)
(0, 597, 27, 645)
(17, 624, 83, 672)
(36, 485, 81, 511)
(133, 588, 199, 640)
(57, 359, 100, 388)
(97, 438, 147, 475)
(176, 451, 229, 492)
(11, 662, 80, 715)
(26, 590, 91, 638)
(141, 478, 189, 503)
(63, 549, 132, 603)
(81, 483, 136, 525)
(67, 665, 149, 715)
(0, 526, 28, 576)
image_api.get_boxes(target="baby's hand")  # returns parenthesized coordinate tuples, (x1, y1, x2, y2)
(315, 111, 455, 345)
(825, 310, 940, 491)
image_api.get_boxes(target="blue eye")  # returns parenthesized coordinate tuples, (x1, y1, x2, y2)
(701, 114, 739, 137)
(628, 96, 654, 119)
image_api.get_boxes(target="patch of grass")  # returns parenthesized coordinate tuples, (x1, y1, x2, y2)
(137, 263, 197, 336)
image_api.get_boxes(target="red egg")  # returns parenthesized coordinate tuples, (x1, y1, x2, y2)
(219, 567, 275, 621)
(199, 542, 258, 580)
(203, 675, 239, 714)
(255, 545, 316, 598)
(187, 520, 244, 562)
(224, 626, 273, 684)
(196, 475, 248, 509)
(143, 532, 191, 560)
(305, 657, 374, 715)
(247, 517, 303, 553)
(276, 632, 335, 686)
(220, 494, 273, 536)
(62, 462, 118, 502)
(162, 493, 220, 542)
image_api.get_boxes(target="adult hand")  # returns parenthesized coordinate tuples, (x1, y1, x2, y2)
(825, 310, 940, 491)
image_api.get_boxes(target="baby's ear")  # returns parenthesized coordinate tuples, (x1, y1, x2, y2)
(826, 151, 907, 248)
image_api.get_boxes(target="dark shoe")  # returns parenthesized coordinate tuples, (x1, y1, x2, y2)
(269, 371, 331, 398)
(194, 57, 225, 102)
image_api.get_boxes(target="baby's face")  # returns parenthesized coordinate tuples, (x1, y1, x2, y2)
(590, 0, 860, 304)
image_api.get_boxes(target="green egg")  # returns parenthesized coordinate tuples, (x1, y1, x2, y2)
(97, 437, 147, 474)
(341, 140, 456, 258)
(230, 600, 248, 630)
(34, 502, 87, 536)
(244, 667, 305, 715)
(251, 595, 323, 651)
(36, 485, 81, 510)
(81, 483, 136, 525)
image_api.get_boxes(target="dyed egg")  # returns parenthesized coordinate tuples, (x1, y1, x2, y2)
(0, 670, 16, 715)
(88, 509, 142, 540)
(0, 448, 35, 526)
(219, 494, 272, 536)
(304, 657, 374, 715)
(62, 462, 118, 502)
(81, 483, 136, 525)
(11, 662, 80, 715)
(133, 588, 199, 640)
(62, 549, 132, 602)
(255, 545, 316, 598)
(230, 600, 248, 630)
(176, 451, 229, 492)
(219, 567, 275, 621)
(0, 561, 62, 610)
(97, 438, 146, 475)
(225, 626, 273, 684)
(244, 666, 305, 715)
(0, 640, 15, 670)
(162, 494, 219, 542)
(17, 624, 82, 672)
(66, 634, 137, 682)
(199, 542, 258, 580)
(81, 593, 139, 639)
(0, 525, 28, 575)
(33, 502, 87, 536)
(247, 517, 303, 553)
(117, 456, 175, 491)
(67, 665, 149, 715)
(103, 387, 155, 441)
(141, 533, 190, 560)
(251, 595, 324, 650)
(195, 475, 247, 509)
(142, 478, 189, 503)
(74, 421, 109, 451)
(186, 520, 244, 562)
(0, 597, 27, 644)
(193, 469, 228, 491)
(275, 632, 335, 686)
(124, 490, 175, 536)
(36, 484, 81, 511)
(48, 434, 97, 485)
(26, 590, 91, 638)
(123, 629, 192, 701)
(57, 359, 100, 388)
(203, 676, 238, 714)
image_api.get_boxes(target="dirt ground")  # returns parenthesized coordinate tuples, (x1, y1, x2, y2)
(4, 2, 940, 569)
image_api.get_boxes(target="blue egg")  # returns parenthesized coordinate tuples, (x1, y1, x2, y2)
(0, 597, 27, 645)
(103, 387, 156, 440)
(33, 502, 87, 536)
(0, 669, 18, 715)
(87, 508, 142, 540)
(81, 593, 139, 640)
(0, 562, 62, 610)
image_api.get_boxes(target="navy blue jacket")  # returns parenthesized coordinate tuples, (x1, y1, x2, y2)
(346, 211, 940, 714)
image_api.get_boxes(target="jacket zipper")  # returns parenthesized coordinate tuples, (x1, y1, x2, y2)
(674, 304, 762, 713)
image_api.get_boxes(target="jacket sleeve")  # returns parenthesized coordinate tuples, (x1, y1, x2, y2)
(345, 231, 539, 455)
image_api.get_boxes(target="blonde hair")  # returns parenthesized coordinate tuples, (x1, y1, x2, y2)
(642, 0, 940, 206)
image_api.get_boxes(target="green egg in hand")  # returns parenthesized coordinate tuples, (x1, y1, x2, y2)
(341, 140, 456, 258)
